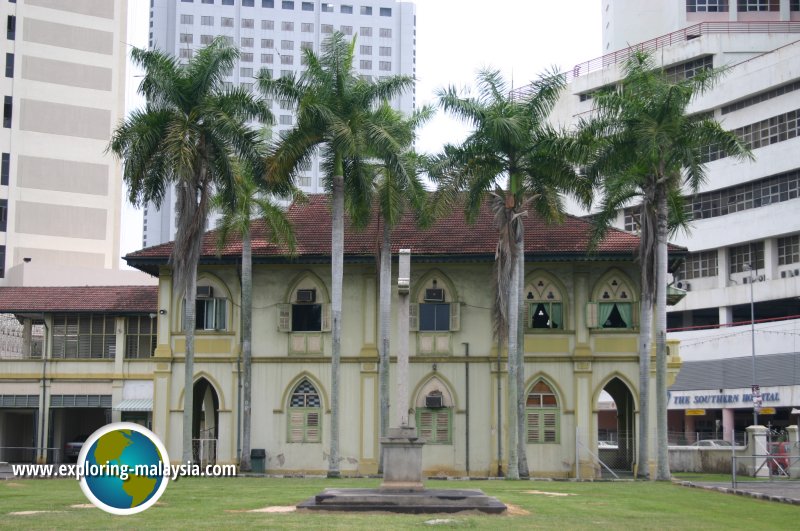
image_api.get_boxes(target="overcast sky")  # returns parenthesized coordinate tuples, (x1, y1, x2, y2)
(119, 0, 602, 262)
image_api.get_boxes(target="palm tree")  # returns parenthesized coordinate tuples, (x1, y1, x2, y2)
(212, 163, 297, 471)
(582, 51, 752, 480)
(432, 69, 590, 479)
(109, 38, 273, 463)
(371, 105, 434, 472)
(257, 32, 413, 477)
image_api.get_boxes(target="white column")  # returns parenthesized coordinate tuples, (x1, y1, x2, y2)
(396, 249, 411, 428)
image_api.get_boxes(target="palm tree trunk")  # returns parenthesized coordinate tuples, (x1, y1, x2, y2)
(328, 171, 344, 478)
(183, 268, 197, 464)
(506, 242, 520, 480)
(636, 287, 653, 479)
(240, 227, 253, 472)
(515, 221, 529, 478)
(655, 189, 671, 480)
(378, 221, 391, 473)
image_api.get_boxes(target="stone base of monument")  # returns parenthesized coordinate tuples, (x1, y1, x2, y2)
(297, 427, 505, 514)
(380, 426, 425, 491)
(296, 488, 507, 514)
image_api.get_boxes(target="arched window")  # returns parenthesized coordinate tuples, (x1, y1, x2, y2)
(524, 275, 564, 330)
(589, 272, 637, 329)
(410, 272, 460, 355)
(277, 275, 330, 333)
(287, 379, 321, 443)
(526, 380, 559, 444)
(181, 278, 229, 331)
(413, 378, 454, 445)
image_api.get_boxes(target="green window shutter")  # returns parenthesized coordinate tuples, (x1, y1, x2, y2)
(586, 302, 599, 329)
(543, 412, 558, 443)
(449, 302, 460, 331)
(409, 303, 419, 331)
(306, 411, 320, 442)
(435, 410, 452, 444)
(417, 409, 433, 441)
(278, 303, 292, 332)
(288, 410, 305, 442)
(632, 301, 640, 328)
(527, 411, 540, 443)
(321, 303, 331, 332)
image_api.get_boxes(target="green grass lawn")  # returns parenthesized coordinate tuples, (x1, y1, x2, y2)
(1, 477, 797, 530)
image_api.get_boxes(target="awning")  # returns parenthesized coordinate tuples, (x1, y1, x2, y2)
(113, 399, 153, 412)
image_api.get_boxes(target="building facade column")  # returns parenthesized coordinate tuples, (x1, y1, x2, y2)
(722, 408, 735, 443)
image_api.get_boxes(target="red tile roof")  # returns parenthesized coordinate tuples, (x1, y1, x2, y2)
(126, 194, 660, 266)
(0, 286, 158, 314)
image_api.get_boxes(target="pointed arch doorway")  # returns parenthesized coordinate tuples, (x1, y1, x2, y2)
(193, 377, 219, 465)
(597, 377, 636, 473)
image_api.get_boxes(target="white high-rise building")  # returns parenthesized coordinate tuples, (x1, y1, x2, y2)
(0, 0, 129, 285)
(551, 1, 800, 439)
(143, 0, 416, 247)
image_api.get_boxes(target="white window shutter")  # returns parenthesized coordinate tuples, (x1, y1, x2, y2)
(586, 302, 599, 329)
(449, 302, 460, 332)
(321, 303, 331, 332)
(278, 303, 292, 332)
(409, 303, 419, 331)
(289, 411, 304, 442)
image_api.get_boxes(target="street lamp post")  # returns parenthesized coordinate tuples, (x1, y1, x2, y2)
(744, 263, 760, 426)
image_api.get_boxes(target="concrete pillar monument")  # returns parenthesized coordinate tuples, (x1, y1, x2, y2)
(380, 249, 425, 491)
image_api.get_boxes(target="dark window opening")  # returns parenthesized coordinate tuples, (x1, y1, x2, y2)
(7, 15, 15, 40)
(419, 303, 450, 331)
(603, 304, 628, 328)
(0, 198, 7, 232)
(292, 304, 321, 332)
(3, 96, 11, 128)
(1, 153, 8, 185)
(0, 245, 5, 278)
(5, 53, 13, 78)
(731, 297, 800, 323)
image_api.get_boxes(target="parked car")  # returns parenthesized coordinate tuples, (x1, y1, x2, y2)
(769, 441, 789, 474)
(64, 434, 88, 462)
(598, 441, 618, 450)
(690, 439, 732, 448)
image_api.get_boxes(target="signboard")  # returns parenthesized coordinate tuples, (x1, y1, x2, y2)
(668, 385, 797, 410)
(759, 407, 776, 415)
(686, 409, 706, 416)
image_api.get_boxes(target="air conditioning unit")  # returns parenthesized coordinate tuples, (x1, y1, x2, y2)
(424, 288, 445, 302)
(425, 395, 444, 408)
(675, 281, 691, 291)
(757, 275, 766, 282)
(197, 286, 213, 298)
(795, 269, 799, 277)
(742, 277, 749, 284)
(296, 289, 316, 303)
(781, 271, 788, 278)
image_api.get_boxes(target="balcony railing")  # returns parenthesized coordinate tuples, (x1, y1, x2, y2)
(511, 21, 800, 99)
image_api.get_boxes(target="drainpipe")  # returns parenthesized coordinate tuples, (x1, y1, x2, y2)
(236, 258, 243, 465)
(496, 337, 503, 477)
(462, 342, 470, 477)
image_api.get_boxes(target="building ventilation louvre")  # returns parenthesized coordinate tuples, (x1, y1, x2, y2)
(50, 395, 112, 408)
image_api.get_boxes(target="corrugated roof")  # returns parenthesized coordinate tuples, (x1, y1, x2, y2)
(0, 286, 158, 314)
(670, 352, 800, 391)
(126, 194, 672, 270)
